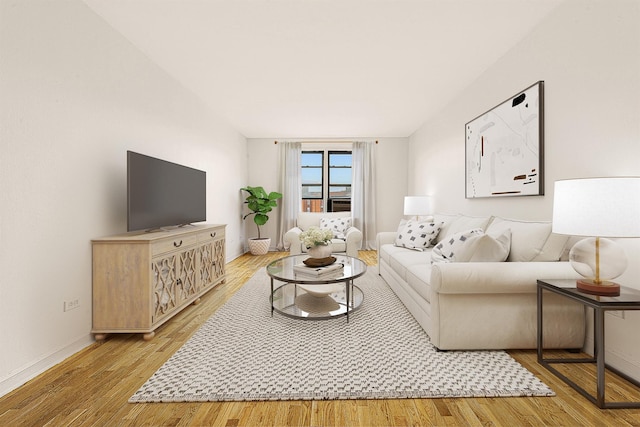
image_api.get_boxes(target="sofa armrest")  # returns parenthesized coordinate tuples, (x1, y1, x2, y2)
(376, 231, 396, 271)
(376, 231, 396, 249)
(345, 226, 361, 240)
(345, 227, 363, 257)
(283, 227, 303, 254)
(431, 262, 581, 294)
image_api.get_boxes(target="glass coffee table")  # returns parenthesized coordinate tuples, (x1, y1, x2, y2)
(266, 254, 367, 321)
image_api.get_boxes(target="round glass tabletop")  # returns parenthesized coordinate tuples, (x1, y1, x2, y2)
(266, 254, 368, 320)
(266, 254, 367, 284)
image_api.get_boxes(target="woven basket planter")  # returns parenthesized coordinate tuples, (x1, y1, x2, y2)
(247, 238, 271, 255)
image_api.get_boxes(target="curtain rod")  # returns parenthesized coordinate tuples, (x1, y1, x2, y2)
(274, 140, 378, 144)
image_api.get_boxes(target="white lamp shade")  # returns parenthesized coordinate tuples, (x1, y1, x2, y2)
(404, 196, 431, 216)
(552, 177, 640, 237)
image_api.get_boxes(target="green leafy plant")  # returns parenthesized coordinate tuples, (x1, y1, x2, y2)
(241, 186, 283, 239)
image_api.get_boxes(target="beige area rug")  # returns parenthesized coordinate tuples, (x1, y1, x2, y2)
(130, 269, 554, 402)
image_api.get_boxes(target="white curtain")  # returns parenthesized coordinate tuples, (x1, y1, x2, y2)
(351, 141, 377, 250)
(276, 141, 301, 250)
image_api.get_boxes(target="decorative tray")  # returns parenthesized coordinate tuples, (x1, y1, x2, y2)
(303, 256, 336, 267)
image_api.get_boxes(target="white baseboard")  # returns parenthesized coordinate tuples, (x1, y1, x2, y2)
(583, 335, 640, 382)
(606, 350, 640, 381)
(0, 334, 94, 398)
(226, 249, 245, 263)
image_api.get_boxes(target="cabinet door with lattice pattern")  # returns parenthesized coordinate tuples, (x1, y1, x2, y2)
(199, 239, 225, 287)
(212, 239, 225, 281)
(151, 255, 178, 323)
(176, 248, 198, 302)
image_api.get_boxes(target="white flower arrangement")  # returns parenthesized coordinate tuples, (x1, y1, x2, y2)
(299, 226, 334, 248)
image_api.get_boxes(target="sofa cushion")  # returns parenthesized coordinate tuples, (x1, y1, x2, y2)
(329, 238, 346, 252)
(395, 219, 443, 251)
(379, 243, 397, 264)
(395, 218, 408, 234)
(431, 228, 511, 263)
(469, 229, 512, 262)
(379, 242, 414, 265)
(431, 228, 483, 263)
(302, 238, 346, 253)
(388, 248, 432, 282)
(434, 214, 493, 244)
(394, 217, 435, 231)
(486, 217, 569, 262)
(320, 216, 351, 239)
(432, 213, 460, 240)
(406, 263, 432, 303)
(297, 211, 351, 231)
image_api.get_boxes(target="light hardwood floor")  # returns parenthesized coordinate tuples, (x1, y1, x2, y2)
(1, 251, 639, 426)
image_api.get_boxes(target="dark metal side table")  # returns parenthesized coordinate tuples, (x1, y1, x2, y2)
(537, 279, 640, 409)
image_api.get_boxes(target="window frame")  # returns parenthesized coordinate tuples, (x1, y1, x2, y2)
(301, 151, 324, 215)
(327, 150, 352, 208)
(301, 149, 352, 212)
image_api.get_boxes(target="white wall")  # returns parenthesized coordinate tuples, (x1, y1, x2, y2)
(0, 0, 247, 396)
(245, 138, 408, 250)
(409, 0, 640, 379)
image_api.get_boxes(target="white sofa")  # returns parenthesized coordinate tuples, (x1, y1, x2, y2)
(284, 211, 363, 258)
(377, 213, 586, 351)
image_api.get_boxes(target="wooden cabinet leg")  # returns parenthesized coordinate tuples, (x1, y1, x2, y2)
(94, 333, 107, 342)
(193, 297, 201, 305)
(142, 331, 155, 341)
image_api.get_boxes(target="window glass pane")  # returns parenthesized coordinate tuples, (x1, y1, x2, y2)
(301, 168, 322, 184)
(301, 200, 323, 212)
(329, 186, 351, 198)
(327, 151, 352, 211)
(329, 153, 352, 167)
(302, 186, 323, 198)
(329, 168, 351, 185)
(301, 152, 323, 167)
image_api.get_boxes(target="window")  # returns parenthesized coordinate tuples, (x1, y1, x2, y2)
(301, 150, 352, 212)
(301, 151, 323, 199)
(328, 151, 352, 211)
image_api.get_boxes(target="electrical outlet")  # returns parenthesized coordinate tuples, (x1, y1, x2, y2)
(64, 299, 80, 312)
(607, 310, 625, 320)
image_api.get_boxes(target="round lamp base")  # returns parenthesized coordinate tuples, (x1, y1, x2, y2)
(576, 279, 620, 296)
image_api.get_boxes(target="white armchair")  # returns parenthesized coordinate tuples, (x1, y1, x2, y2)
(284, 211, 363, 258)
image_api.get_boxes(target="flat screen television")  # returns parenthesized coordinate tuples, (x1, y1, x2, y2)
(127, 151, 206, 232)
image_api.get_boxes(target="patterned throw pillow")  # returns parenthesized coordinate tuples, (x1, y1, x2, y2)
(468, 229, 511, 262)
(431, 228, 511, 263)
(320, 217, 352, 239)
(394, 220, 443, 251)
(431, 228, 484, 263)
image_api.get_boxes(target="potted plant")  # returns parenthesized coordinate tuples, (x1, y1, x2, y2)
(299, 226, 334, 258)
(241, 186, 283, 255)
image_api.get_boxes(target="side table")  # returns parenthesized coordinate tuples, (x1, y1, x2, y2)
(537, 279, 640, 409)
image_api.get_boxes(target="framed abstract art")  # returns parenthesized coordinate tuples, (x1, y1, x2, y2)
(465, 81, 544, 198)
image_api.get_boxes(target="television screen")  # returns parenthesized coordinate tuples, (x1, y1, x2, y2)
(127, 151, 206, 232)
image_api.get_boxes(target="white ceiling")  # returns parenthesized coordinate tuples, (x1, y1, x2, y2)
(83, 0, 563, 138)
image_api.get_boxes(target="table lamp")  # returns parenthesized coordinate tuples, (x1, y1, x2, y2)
(404, 196, 431, 220)
(552, 177, 640, 296)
